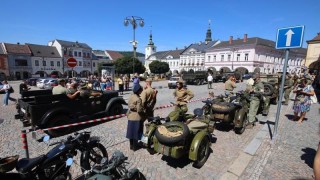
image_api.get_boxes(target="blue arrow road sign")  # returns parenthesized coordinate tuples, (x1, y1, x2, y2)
(276, 25, 305, 49)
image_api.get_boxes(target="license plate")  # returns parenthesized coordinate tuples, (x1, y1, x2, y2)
(21, 108, 26, 113)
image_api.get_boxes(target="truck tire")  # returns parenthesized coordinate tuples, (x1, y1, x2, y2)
(263, 83, 274, 96)
(211, 102, 236, 114)
(47, 114, 71, 137)
(108, 103, 123, 116)
(155, 121, 189, 145)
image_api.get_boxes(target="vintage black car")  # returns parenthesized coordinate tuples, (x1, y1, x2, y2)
(15, 89, 126, 137)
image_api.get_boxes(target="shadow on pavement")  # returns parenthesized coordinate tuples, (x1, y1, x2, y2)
(301, 147, 316, 168)
(285, 114, 295, 121)
(214, 123, 233, 132)
(266, 120, 275, 140)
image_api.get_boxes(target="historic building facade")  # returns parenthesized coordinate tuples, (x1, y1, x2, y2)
(305, 33, 320, 72)
(0, 43, 9, 80)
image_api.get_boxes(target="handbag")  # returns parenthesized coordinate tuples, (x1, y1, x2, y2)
(8, 86, 14, 93)
(311, 94, 317, 104)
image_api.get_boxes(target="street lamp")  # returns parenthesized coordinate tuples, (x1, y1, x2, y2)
(124, 16, 144, 73)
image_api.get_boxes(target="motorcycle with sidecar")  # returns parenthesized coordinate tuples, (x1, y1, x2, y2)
(143, 109, 214, 168)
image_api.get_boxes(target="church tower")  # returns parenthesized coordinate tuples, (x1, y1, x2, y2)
(145, 31, 157, 59)
(205, 20, 212, 43)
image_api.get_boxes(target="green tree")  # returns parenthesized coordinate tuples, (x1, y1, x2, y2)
(114, 56, 145, 74)
(149, 61, 170, 74)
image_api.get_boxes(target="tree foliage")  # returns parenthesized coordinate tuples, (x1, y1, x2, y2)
(149, 61, 170, 74)
(114, 56, 145, 74)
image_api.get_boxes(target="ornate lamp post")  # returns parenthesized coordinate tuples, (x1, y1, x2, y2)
(124, 16, 144, 73)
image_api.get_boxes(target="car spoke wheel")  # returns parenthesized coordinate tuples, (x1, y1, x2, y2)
(81, 143, 108, 171)
(193, 136, 210, 168)
(47, 115, 71, 137)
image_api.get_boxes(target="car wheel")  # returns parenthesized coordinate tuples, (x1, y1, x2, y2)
(46, 114, 71, 137)
(193, 136, 210, 168)
(108, 103, 123, 116)
(154, 121, 189, 145)
(263, 83, 274, 96)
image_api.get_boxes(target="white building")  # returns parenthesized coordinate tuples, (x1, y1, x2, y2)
(48, 39, 93, 77)
(27, 44, 62, 77)
(205, 34, 306, 74)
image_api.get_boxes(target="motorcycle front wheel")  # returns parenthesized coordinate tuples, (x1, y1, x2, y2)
(81, 142, 108, 171)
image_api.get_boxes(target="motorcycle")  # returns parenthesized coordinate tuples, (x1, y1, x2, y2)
(0, 131, 107, 180)
(75, 150, 145, 180)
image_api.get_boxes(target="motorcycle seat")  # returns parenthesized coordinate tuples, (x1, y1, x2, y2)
(16, 155, 46, 173)
(187, 121, 207, 131)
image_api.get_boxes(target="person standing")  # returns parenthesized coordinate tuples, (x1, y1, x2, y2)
(247, 74, 264, 128)
(141, 78, 158, 119)
(292, 78, 315, 123)
(132, 73, 140, 90)
(283, 73, 294, 105)
(123, 75, 129, 91)
(126, 85, 145, 151)
(207, 73, 213, 89)
(0, 80, 11, 106)
(100, 75, 107, 91)
(117, 75, 124, 95)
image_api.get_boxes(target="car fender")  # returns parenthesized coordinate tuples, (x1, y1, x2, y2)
(189, 130, 211, 161)
(233, 108, 247, 128)
(105, 97, 127, 111)
(40, 107, 72, 127)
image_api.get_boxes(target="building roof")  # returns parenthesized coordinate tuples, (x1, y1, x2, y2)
(307, 33, 320, 43)
(0, 43, 6, 54)
(4, 43, 31, 54)
(27, 44, 61, 58)
(181, 40, 218, 54)
(211, 37, 275, 49)
(55, 39, 92, 49)
(147, 50, 170, 60)
(164, 49, 184, 59)
(105, 50, 124, 60)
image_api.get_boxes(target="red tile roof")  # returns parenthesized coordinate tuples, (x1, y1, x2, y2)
(307, 33, 320, 43)
(4, 43, 31, 54)
(105, 50, 124, 60)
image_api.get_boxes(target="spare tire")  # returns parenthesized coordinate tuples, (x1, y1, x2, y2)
(155, 121, 189, 145)
(263, 83, 274, 96)
(211, 102, 236, 113)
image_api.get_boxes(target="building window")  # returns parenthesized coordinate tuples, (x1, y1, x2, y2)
(64, 50, 67, 55)
(93, 62, 95, 67)
(43, 61, 46, 66)
(237, 54, 240, 61)
(213, 55, 216, 61)
(221, 55, 224, 61)
(228, 54, 231, 61)
(79, 52, 82, 57)
(50, 61, 54, 66)
(57, 61, 60, 67)
(208, 56, 211, 62)
(69, 51, 72, 56)
(245, 54, 249, 61)
(35, 60, 39, 66)
(79, 61, 82, 66)
(74, 51, 77, 57)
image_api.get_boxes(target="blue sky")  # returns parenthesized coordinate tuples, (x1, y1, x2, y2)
(1, 0, 319, 52)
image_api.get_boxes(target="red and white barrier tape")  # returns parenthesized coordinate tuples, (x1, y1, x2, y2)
(26, 97, 209, 133)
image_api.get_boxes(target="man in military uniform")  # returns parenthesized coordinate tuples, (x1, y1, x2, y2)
(141, 78, 158, 120)
(168, 80, 194, 121)
(247, 74, 265, 128)
(52, 79, 67, 95)
(225, 75, 237, 97)
(283, 73, 294, 105)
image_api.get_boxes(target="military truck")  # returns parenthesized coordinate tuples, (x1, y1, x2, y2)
(259, 74, 280, 104)
(182, 71, 207, 85)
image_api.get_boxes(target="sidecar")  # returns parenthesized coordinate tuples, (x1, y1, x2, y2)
(150, 109, 213, 168)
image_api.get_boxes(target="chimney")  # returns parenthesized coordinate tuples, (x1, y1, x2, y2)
(229, 36, 233, 44)
(244, 34, 248, 42)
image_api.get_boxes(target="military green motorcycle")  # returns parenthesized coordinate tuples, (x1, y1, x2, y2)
(204, 91, 250, 134)
(143, 109, 213, 168)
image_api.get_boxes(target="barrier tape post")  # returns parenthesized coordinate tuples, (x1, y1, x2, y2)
(21, 129, 29, 158)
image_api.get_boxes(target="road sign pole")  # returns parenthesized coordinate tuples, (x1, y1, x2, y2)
(273, 49, 290, 141)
